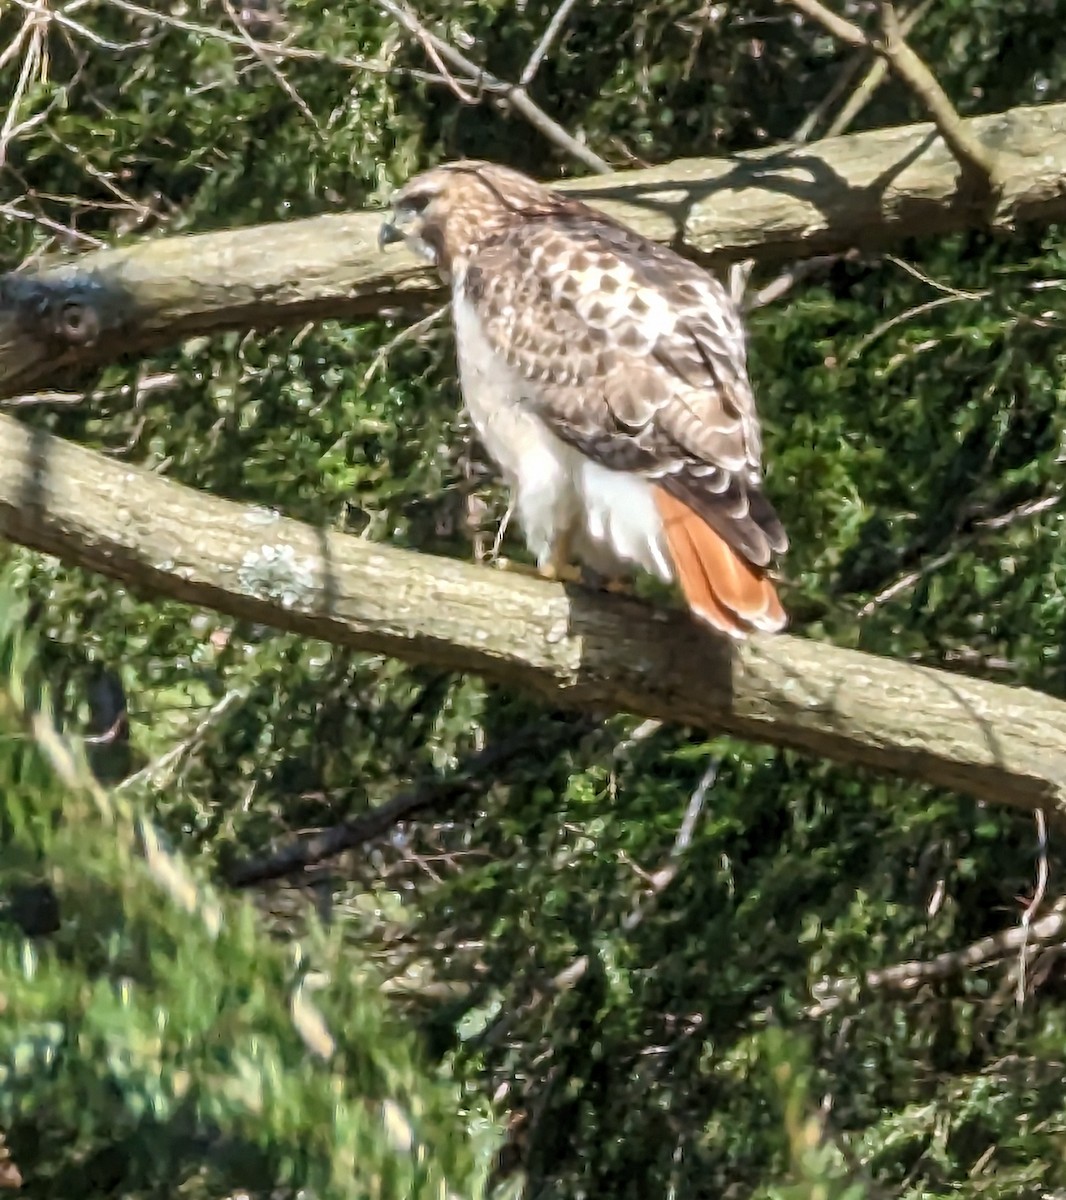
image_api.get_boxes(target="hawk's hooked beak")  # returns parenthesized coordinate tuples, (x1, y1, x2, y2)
(378, 216, 404, 252)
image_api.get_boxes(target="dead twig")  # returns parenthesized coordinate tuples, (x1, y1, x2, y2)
(476, 758, 717, 1051)
(1016, 809, 1050, 1006)
(102, 0, 388, 73)
(219, 0, 321, 132)
(117, 687, 249, 795)
(792, 0, 936, 144)
(858, 489, 1062, 618)
(0, 3, 48, 170)
(809, 898, 1066, 1016)
(374, 0, 611, 174)
(363, 303, 450, 384)
(621, 756, 716, 931)
(1, 370, 181, 410)
(519, 0, 579, 87)
(821, 0, 936, 140)
(228, 723, 574, 886)
(782, 0, 1001, 186)
(743, 253, 846, 311)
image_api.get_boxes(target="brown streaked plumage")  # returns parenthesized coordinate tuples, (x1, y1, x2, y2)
(379, 160, 788, 637)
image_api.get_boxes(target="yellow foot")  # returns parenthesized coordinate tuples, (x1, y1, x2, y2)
(604, 578, 635, 596)
(493, 557, 540, 578)
(540, 561, 584, 585)
(493, 558, 583, 585)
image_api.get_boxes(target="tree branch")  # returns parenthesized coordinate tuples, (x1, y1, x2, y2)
(373, 0, 610, 174)
(4, 100, 1066, 400)
(784, 0, 1001, 185)
(3, 412, 1066, 818)
(228, 722, 571, 886)
(809, 900, 1066, 1016)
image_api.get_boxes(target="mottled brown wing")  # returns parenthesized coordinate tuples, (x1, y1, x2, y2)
(460, 209, 787, 566)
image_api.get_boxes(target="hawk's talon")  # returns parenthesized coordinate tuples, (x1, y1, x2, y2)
(492, 557, 583, 585)
(493, 556, 539, 578)
(540, 561, 583, 585)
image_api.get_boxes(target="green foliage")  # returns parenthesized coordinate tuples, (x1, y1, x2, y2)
(4, 1, 1066, 1197)
(0, 592, 501, 1198)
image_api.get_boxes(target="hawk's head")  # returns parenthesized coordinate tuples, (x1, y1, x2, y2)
(378, 160, 561, 277)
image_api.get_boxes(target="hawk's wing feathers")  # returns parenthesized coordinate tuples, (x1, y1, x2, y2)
(461, 211, 788, 570)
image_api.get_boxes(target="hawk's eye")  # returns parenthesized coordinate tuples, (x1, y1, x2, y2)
(400, 192, 432, 216)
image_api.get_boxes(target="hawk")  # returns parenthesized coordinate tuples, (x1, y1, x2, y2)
(379, 161, 788, 638)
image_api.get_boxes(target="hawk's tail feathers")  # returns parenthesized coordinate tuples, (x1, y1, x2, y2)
(653, 487, 787, 639)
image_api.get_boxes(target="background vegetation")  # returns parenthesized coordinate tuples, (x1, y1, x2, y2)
(2, 1, 1066, 1196)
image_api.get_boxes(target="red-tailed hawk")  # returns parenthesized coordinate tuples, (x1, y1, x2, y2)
(379, 161, 788, 638)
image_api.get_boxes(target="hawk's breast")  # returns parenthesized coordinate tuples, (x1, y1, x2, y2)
(451, 282, 672, 582)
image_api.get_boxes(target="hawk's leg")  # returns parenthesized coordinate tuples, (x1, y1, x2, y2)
(492, 524, 582, 585)
(537, 524, 583, 585)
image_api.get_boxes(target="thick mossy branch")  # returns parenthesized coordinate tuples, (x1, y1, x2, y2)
(2, 412, 1065, 817)
(3, 102, 1066, 398)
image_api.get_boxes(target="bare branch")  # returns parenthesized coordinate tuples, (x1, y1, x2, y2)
(783, 0, 868, 48)
(783, 0, 1002, 186)
(519, 0, 579, 87)
(228, 724, 567, 886)
(743, 254, 846, 311)
(621, 758, 716, 930)
(102, 0, 388, 73)
(1017, 809, 1051, 1005)
(791, 0, 937, 144)
(363, 302, 450, 384)
(373, 0, 610, 173)
(858, 489, 1061, 618)
(876, 1, 1000, 183)
(809, 900, 1066, 1016)
(219, 0, 321, 131)
(372, 0, 481, 103)
(822, 0, 937, 140)
(117, 688, 249, 796)
(3, 413, 1066, 819)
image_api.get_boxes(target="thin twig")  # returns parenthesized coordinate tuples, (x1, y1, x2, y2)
(219, 0, 321, 132)
(228, 723, 575, 886)
(519, 0, 579, 87)
(479, 759, 717, 1044)
(622, 757, 716, 930)
(822, 0, 936, 140)
(858, 548, 955, 617)
(10, 0, 154, 52)
(858, 490, 1062, 618)
(744, 253, 845, 311)
(845, 292, 984, 361)
(102, 0, 389, 73)
(809, 898, 1066, 1016)
(117, 688, 248, 794)
(373, 0, 479, 102)
(0, 7, 46, 170)
(792, 47, 866, 143)
(374, 0, 610, 174)
(1, 370, 181, 410)
(883, 252, 988, 300)
(363, 303, 450, 384)
(1017, 809, 1050, 1006)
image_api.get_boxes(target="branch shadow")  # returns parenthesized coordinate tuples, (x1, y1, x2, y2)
(570, 128, 944, 260)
